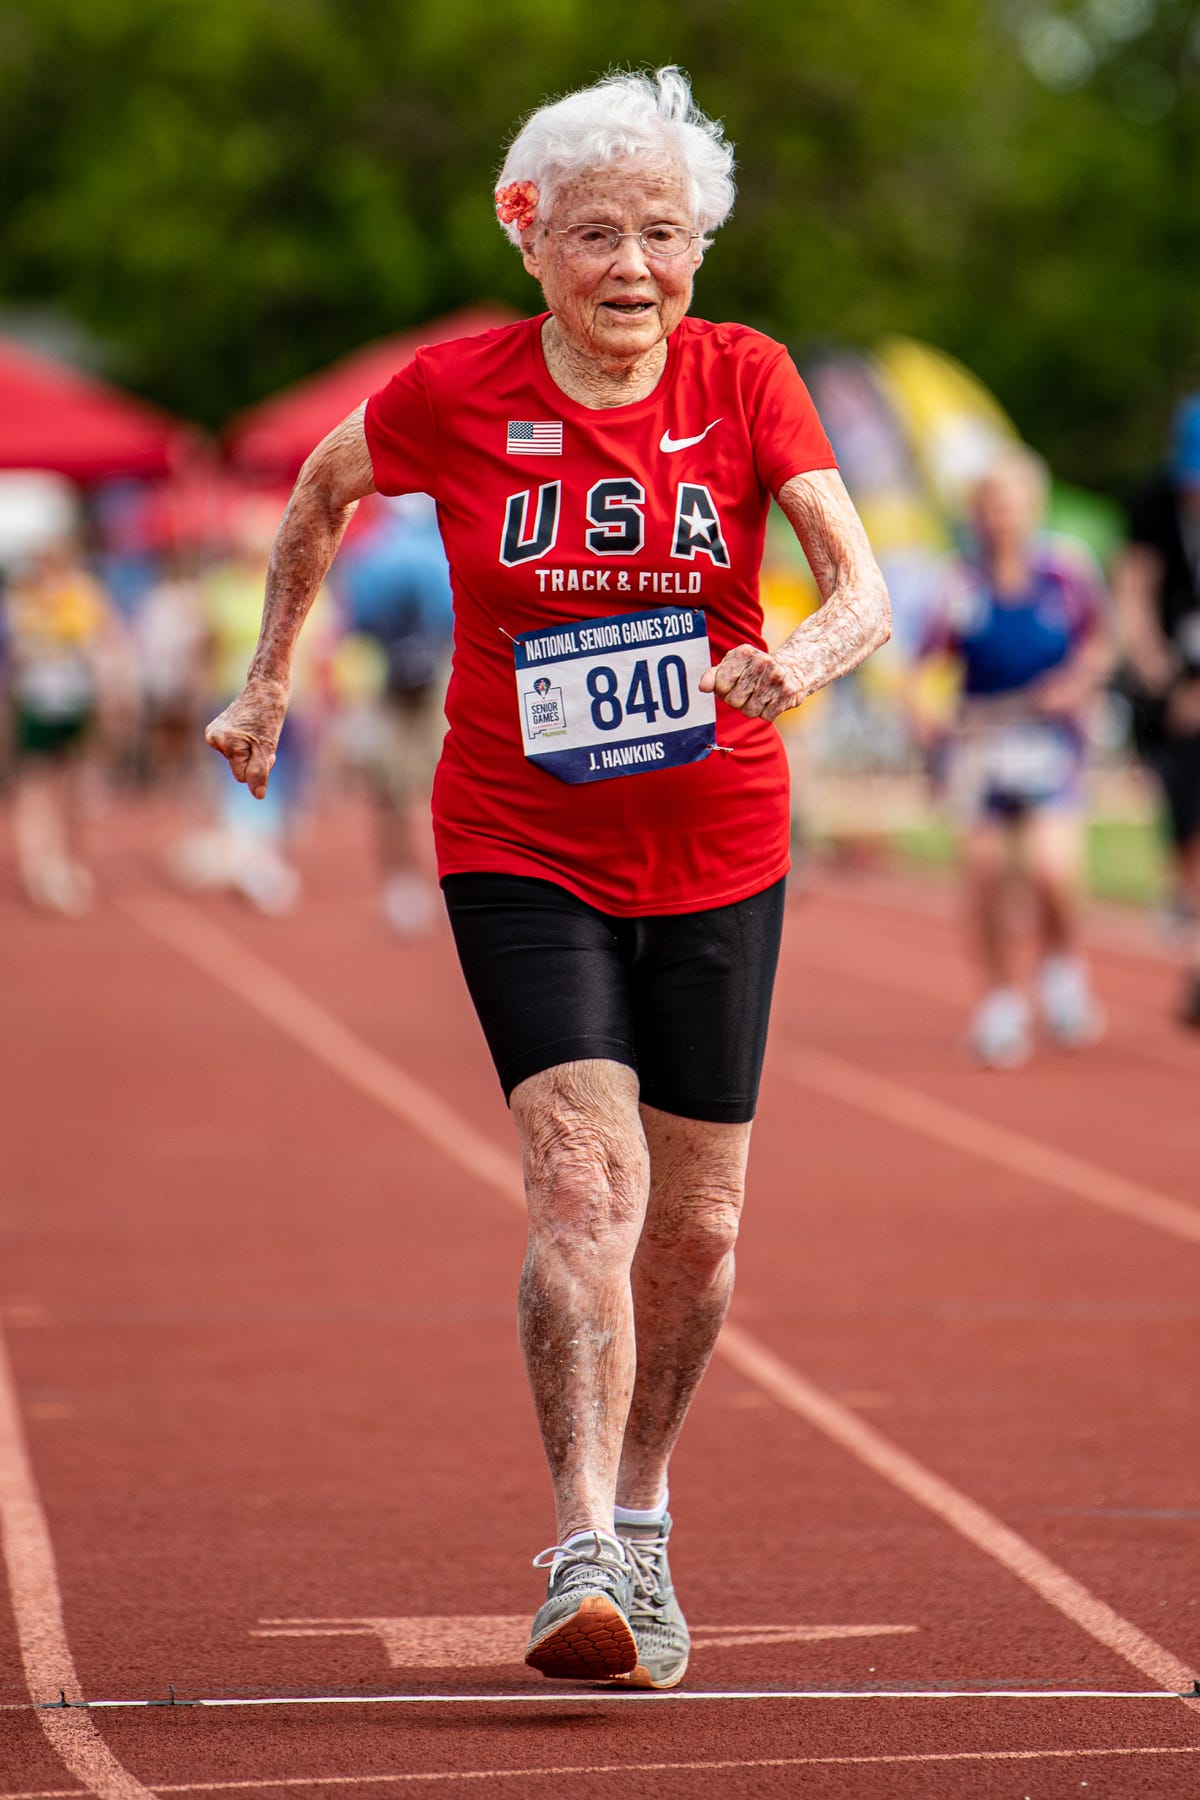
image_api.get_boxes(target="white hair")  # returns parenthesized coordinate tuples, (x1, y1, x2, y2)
(495, 66, 735, 247)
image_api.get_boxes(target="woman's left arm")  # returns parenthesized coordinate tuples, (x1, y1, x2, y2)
(1031, 549, 1116, 717)
(1031, 620, 1115, 717)
(700, 468, 891, 721)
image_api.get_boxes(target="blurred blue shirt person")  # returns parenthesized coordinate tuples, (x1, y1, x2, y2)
(336, 495, 453, 934)
(913, 447, 1112, 1066)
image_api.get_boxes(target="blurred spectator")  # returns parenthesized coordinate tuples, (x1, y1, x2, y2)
(334, 495, 452, 934)
(911, 447, 1112, 1067)
(130, 555, 210, 790)
(1, 540, 126, 914)
(1112, 393, 1200, 1027)
(174, 514, 332, 914)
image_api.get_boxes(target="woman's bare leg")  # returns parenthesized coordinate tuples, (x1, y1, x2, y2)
(962, 816, 1014, 991)
(617, 1106, 752, 1510)
(1021, 806, 1087, 956)
(511, 1059, 649, 1544)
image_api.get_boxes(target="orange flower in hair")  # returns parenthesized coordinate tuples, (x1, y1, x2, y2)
(495, 179, 539, 230)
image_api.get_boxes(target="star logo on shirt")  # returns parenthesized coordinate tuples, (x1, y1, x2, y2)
(670, 482, 730, 568)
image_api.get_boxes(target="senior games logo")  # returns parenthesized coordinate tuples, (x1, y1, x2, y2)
(523, 674, 567, 740)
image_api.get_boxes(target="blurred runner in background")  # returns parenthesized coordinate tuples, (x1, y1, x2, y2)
(172, 512, 332, 914)
(335, 495, 452, 934)
(1112, 393, 1200, 1026)
(912, 446, 1112, 1067)
(131, 553, 210, 792)
(1, 540, 127, 914)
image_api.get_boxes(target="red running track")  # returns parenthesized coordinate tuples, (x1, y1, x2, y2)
(1, 797, 1198, 1798)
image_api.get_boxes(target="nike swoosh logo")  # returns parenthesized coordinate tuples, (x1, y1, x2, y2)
(659, 420, 722, 454)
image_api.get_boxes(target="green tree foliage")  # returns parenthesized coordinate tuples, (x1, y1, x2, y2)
(1, 0, 1195, 489)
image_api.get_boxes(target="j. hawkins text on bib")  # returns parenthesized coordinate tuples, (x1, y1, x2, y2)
(513, 604, 717, 785)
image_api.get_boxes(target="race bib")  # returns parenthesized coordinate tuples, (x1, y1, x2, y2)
(513, 604, 717, 784)
(951, 721, 1076, 813)
(982, 723, 1074, 796)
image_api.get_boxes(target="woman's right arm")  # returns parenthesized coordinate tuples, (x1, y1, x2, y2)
(205, 403, 376, 797)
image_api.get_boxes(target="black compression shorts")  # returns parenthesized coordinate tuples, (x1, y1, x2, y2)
(442, 872, 787, 1124)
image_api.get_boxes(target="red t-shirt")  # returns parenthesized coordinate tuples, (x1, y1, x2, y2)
(364, 313, 836, 915)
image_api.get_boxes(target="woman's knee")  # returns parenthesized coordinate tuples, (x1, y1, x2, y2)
(645, 1181, 744, 1276)
(638, 1110, 749, 1274)
(961, 822, 1007, 884)
(1027, 813, 1084, 878)
(513, 1060, 648, 1248)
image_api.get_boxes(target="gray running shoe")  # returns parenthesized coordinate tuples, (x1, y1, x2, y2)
(966, 988, 1032, 1068)
(1037, 955, 1105, 1049)
(524, 1530, 636, 1680)
(613, 1513, 690, 1689)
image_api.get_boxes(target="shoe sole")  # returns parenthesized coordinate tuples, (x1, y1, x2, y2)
(524, 1594, 637, 1680)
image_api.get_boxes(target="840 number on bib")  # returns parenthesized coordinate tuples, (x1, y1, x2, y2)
(586, 655, 690, 730)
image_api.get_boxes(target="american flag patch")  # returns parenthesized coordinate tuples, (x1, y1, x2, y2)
(507, 420, 563, 456)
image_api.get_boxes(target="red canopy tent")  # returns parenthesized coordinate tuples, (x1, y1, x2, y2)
(225, 305, 517, 485)
(0, 337, 197, 483)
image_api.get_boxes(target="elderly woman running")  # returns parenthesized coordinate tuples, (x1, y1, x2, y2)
(207, 67, 890, 1689)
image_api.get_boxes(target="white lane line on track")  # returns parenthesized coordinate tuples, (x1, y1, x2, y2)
(4, 1743, 1200, 1799)
(0, 1324, 159, 1798)
(120, 897, 520, 1206)
(718, 1325, 1199, 1706)
(122, 894, 1200, 1712)
(24, 1687, 1200, 1707)
(777, 1040, 1200, 1247)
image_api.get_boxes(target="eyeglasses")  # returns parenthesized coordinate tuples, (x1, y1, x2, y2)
(547, 223, 701, 261)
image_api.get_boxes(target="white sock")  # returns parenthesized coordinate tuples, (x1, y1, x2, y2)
(614, 1491, 669, 1527)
